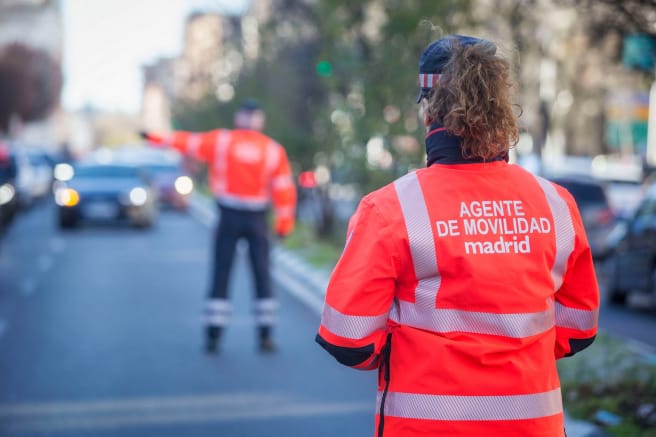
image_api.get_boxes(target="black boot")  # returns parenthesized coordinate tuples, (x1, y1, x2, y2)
(258, 326, 276, 353)
(205, 326, 222, 354)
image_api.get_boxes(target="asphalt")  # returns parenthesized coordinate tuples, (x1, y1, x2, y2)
(189, 194, 607, 437)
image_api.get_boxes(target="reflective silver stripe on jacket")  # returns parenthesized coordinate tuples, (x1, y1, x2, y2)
(394, 171, 441, 309)
(376, 388, 563, 421)
(390, 299, 555, 338)
(555, 302, 598, 330)
(533, 176, 575, 291)
(321, 303, 388, 340)
(213, 130, 231, 194)
(188, 134, 202, 159)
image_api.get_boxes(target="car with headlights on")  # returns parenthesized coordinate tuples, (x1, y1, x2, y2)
(111, 147, 194, 211)
(53, 162, 158, 229)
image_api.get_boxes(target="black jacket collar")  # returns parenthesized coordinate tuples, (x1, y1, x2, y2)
(425, 124, 506, 166)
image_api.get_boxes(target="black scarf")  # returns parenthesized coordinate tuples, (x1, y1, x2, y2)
(425, 124, 506, 166)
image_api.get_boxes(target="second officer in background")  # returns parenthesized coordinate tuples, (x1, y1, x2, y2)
(142, 99, 296, 353)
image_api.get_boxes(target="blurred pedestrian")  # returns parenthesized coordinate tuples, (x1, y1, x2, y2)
(141, 99, 296, 353)
(316, 35, 599, 436)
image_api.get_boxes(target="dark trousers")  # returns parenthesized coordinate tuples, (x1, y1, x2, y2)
(206, 205, 272, 340)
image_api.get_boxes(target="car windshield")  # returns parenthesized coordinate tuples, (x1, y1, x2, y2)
(143, 164, 179, 174)
(74, 165, 140, 179)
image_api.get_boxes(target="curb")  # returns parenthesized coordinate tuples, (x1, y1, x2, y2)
(188, 193, 606, 437)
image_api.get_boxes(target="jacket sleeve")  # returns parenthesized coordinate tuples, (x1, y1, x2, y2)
(269, 144, 296, 236)
(316, 196, 397, 370)
(144, 130, 225, 163)
(553, 187, 600, 359)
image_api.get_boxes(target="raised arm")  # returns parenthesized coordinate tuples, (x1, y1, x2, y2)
(141, 130, 227, 163)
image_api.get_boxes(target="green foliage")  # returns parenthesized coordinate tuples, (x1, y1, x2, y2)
(558, 333, 656, 436)
(282, 221, 341, 269)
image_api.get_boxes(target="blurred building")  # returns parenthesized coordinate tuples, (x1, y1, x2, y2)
(140, 1, 273, 131)
(472, 0, 652, 170)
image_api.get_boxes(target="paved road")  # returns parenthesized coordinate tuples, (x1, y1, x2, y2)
(0, 202, 376, 436)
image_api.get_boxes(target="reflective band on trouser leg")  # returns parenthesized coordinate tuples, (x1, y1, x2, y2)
(254, 298, 278, 326)
(534, 176, 575, 290)
(321, 303, 389, 340)
(376, 388, 563, 421)
(555, 302, 598, 330)
(393, 172, 441, 309)
(205, 299, 231, 327)
(389, 299, 555, 338)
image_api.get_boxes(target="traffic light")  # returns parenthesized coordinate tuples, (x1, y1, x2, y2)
(316, 60, 333, 77)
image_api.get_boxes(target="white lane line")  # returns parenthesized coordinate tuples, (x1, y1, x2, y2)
(0, 393, 370, 433)
(272, 269, 324, 315)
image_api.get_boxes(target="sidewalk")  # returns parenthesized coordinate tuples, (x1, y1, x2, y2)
(189, 194, 607, 437)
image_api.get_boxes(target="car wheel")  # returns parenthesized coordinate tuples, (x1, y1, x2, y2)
(606, 256, 628, 305)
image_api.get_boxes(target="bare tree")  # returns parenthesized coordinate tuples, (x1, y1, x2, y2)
(0, 42, 62, 135)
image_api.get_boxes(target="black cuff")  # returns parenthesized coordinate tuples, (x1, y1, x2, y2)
(315, 334, 374, 367)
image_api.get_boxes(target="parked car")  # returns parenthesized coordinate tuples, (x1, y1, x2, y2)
(547, 175, 616, 260)
(12, 148, 54, 208)
(605, 182, 656, 305)
(0, 145, 18, 237)
(53, 162, 158, 229)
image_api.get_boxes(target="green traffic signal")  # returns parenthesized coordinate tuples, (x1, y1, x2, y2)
(316, 60, 333, 77)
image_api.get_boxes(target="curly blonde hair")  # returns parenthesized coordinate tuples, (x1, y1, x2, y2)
(425, 41, 519, 160)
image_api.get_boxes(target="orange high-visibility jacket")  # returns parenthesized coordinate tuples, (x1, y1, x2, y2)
(147, 129, 296, 236)
(316, 161, 599, 437)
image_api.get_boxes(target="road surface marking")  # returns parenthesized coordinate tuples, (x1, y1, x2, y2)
(272, 269, 324, 315)
(0, 392, 370, 433)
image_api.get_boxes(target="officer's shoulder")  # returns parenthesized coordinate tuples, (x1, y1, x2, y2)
(359, 174, 412, 212)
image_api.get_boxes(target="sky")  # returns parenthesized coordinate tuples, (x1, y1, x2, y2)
(61, 0, 250, 114)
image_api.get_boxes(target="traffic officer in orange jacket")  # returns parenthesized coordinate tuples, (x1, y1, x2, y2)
(142, 99, 296, 353)
(316, 35, 599, 436)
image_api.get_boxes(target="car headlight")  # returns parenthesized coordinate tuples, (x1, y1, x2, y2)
(0, 183, 15, 206)
(174, 176, 193, 195)
(54, 163, 74, 181)
(129, 187, 148, 206)
(55, 188, 80, 207)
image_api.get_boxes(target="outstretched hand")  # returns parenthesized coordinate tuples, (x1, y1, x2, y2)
(139, 130, 149, 140)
